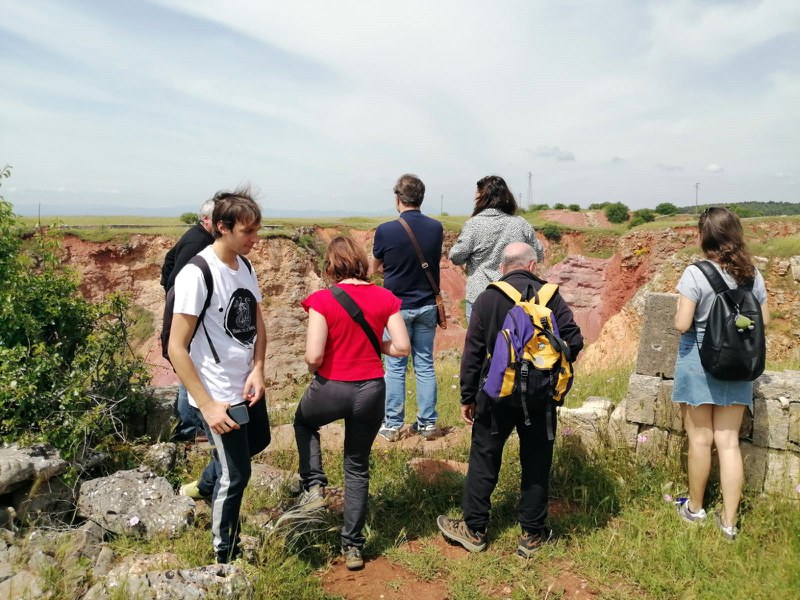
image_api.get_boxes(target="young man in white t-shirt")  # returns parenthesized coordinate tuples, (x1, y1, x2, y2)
(169, 188, 267, 564)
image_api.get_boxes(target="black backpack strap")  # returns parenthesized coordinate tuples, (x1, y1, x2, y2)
(331, 286, 382, 359)
(693, 260, 731, 294)
(240, 255, 253, 274)
(190, 255, 221, 364)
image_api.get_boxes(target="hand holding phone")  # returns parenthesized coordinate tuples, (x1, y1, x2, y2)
(227, 403, 250, 426)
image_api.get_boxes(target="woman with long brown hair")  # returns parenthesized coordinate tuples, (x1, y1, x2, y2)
(449, 175, 544, 321)
(292, 236, 410, 569)
(672, 207, 769, 540)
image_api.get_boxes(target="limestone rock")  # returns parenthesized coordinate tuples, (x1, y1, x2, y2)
(141, 443, 178, 476)
(10, 475, 76, 525)
(790, 256, 800, 282)
(77, 468, 194, 538)
(623, 373, 660, 425)
(740, 442, 768, 491)
(655, 380, 683, 432)
(146, 387, 178, 442)
(636, 292, 680, 378)
(559, 397, 614, 450)
(0, 444, 65, 495)
(763, 449, 800, 496)
(84, 562, 251, 600)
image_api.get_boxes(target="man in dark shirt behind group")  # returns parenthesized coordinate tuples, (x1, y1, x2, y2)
(372, 174, 444, 441)
(161, 199, 215, 440)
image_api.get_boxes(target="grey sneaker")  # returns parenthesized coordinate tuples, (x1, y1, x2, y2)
(714, 512, 738, 540)
(411, 422, 437, 440)
(517, 527, 554, 558)
(295, 484, 326, 512)
(436, 515, 487, 552)
(676, 497, 707, 523)
(342, 546, 364, 570)
(378, 425, 400, 442)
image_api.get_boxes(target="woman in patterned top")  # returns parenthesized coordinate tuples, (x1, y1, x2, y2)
(449, 175, 545, 321)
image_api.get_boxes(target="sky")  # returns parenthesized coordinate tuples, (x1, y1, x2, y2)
(1, 0, 798, 217)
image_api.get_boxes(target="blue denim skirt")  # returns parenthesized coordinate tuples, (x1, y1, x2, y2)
(672, 331, 754, 408)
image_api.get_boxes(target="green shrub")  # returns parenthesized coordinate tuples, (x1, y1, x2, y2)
(568, 203, 581, 212)
(553, 202, 567, 210)
(0, 166, 149, 463)
(589, 202, 610, 210)
(655, 202, 678, 215)
(539, 223, 563, 242)
(629, 208, 657, 228)
(604, 202, 630, 223)
(179, 212, 198, 224)
(526, 203, 550, 212)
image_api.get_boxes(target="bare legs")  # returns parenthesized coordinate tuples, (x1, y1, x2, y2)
(682, 404, 745, 527)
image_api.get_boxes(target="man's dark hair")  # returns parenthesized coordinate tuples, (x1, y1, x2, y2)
(211, 186, 262, 238)
(393, 174, 425, 207)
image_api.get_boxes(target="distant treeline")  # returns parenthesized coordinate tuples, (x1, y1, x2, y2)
(676, 201, 800, 217)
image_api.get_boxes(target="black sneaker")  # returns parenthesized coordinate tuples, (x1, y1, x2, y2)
(517, 527, 553, 558)
(342, 546, 364, 570)
(436, 515, 487, 552)
(411, 421, 437, 440)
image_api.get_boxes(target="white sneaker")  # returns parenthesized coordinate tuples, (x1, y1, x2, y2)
(676, 497, 707, 523)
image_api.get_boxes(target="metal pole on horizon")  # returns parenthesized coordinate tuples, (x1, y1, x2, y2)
(527, 171, 533, 208)
(695, 182, 700, 214)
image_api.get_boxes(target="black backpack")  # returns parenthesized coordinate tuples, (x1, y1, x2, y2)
(693, 260, 765, 381)
(160, 255, 251, 365)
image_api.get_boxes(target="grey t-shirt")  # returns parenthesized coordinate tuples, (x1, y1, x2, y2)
(676, 261, 767, 332)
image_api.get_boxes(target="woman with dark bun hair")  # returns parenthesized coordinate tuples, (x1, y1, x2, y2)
(672, 206, 769, 540)
(449, 175, 545, 321)
(292, 236, 410, 570)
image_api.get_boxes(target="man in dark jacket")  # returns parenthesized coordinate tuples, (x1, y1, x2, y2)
(161, 199, 215, 440)
(437, 242, 583, 557)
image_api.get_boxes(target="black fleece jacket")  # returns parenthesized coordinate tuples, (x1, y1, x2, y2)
(459, 269, 584, 405)
(160, 223, 214, 291)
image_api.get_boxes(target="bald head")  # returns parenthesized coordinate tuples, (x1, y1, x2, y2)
(499, 242, 538, 274)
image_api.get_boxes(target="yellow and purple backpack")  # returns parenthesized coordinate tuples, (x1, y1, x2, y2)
(481, 281, 574, 436)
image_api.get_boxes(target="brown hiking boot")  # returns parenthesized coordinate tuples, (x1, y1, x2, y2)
(436, 515, 487, 552)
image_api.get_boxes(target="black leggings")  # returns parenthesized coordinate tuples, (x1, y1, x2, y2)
(294, 375, 384, 549)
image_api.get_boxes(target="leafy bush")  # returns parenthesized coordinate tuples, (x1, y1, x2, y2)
(589, 202, 610, 210)
(539, 223, 563, 242)
(525, 203, 550, 212)
(0, 166, 149, 463)
(629, 208, 657, 228)
(568, 203, 581, 212)
(604, 202, 630, 223)
(654, 202, 678, 215)
(553, 203, 566, 210)
(180, 212, 198, 224)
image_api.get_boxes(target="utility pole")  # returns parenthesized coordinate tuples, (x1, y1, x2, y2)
(695, 182, 700, 214)
(527, 171, 533, 207)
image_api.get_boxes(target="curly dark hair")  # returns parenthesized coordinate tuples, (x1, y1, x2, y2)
(472, 175, 517, 216)
(699, 206, 755, 285)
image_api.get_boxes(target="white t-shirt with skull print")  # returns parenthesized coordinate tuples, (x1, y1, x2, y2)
(173, 245, 262, 407)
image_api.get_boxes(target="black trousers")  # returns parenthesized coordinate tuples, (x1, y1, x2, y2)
(196, 400, 271, 562)
(462, 398, 556, 534)
(294, 375, 384, 549)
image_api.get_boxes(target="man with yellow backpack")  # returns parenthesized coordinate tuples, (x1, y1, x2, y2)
(437, 242, 584, 558)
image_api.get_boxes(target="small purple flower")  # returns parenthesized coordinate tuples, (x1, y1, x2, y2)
(562, 427, 573, 437)
(663, 494, 673, 503)
(637, 434, 649, 443)
(796, 484, 800, 495)
(128, 516, 140, 526)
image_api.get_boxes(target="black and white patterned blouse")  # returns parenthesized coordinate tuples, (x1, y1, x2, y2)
(449, 208, 545, 303)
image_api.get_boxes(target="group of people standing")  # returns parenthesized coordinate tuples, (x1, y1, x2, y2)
(161, 175, 765, 569)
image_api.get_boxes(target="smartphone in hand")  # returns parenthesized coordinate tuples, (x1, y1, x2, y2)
(227, 403, 250, 425)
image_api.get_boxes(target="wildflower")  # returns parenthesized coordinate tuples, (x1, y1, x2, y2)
(663, 494, 673, 503)
(129, 516, 140, 526)
(637, 434, 648, 443)
(451, 384, 457, 389)
(562, 428, 573, 436)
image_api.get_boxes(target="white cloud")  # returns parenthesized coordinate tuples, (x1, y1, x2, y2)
(530, 146, 576, 161)
(704, 164, 724, 173)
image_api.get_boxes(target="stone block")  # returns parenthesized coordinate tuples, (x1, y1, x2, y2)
(146, 386, 178, 442)
(560, 398, 613, 451)
(790, 402, 800, 448)
(790, 255, 800, 283)
(740, 441, 767, 492)
(623, 373, 660, 425)
(635, 426, 682, 466)
(10, 476, 76, 525)
(752, 396, 790, 450)
(753, 370, 800, 403)
(763, 449, 800, 497)
(655, 380, 683, 432)
(740, 406, 754, 440)
(636, 292, 681, 378)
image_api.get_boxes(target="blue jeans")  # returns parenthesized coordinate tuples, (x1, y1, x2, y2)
(383, 304, 438, 429)
(175, 384, 202, 438)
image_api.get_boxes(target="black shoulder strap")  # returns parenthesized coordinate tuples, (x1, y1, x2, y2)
(330, 286, 382, 359)
(693, 260, 731, 295)
(190, 255, 221, 363)
(240, 255, 253, 274)
(397, 216, 441, 295)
